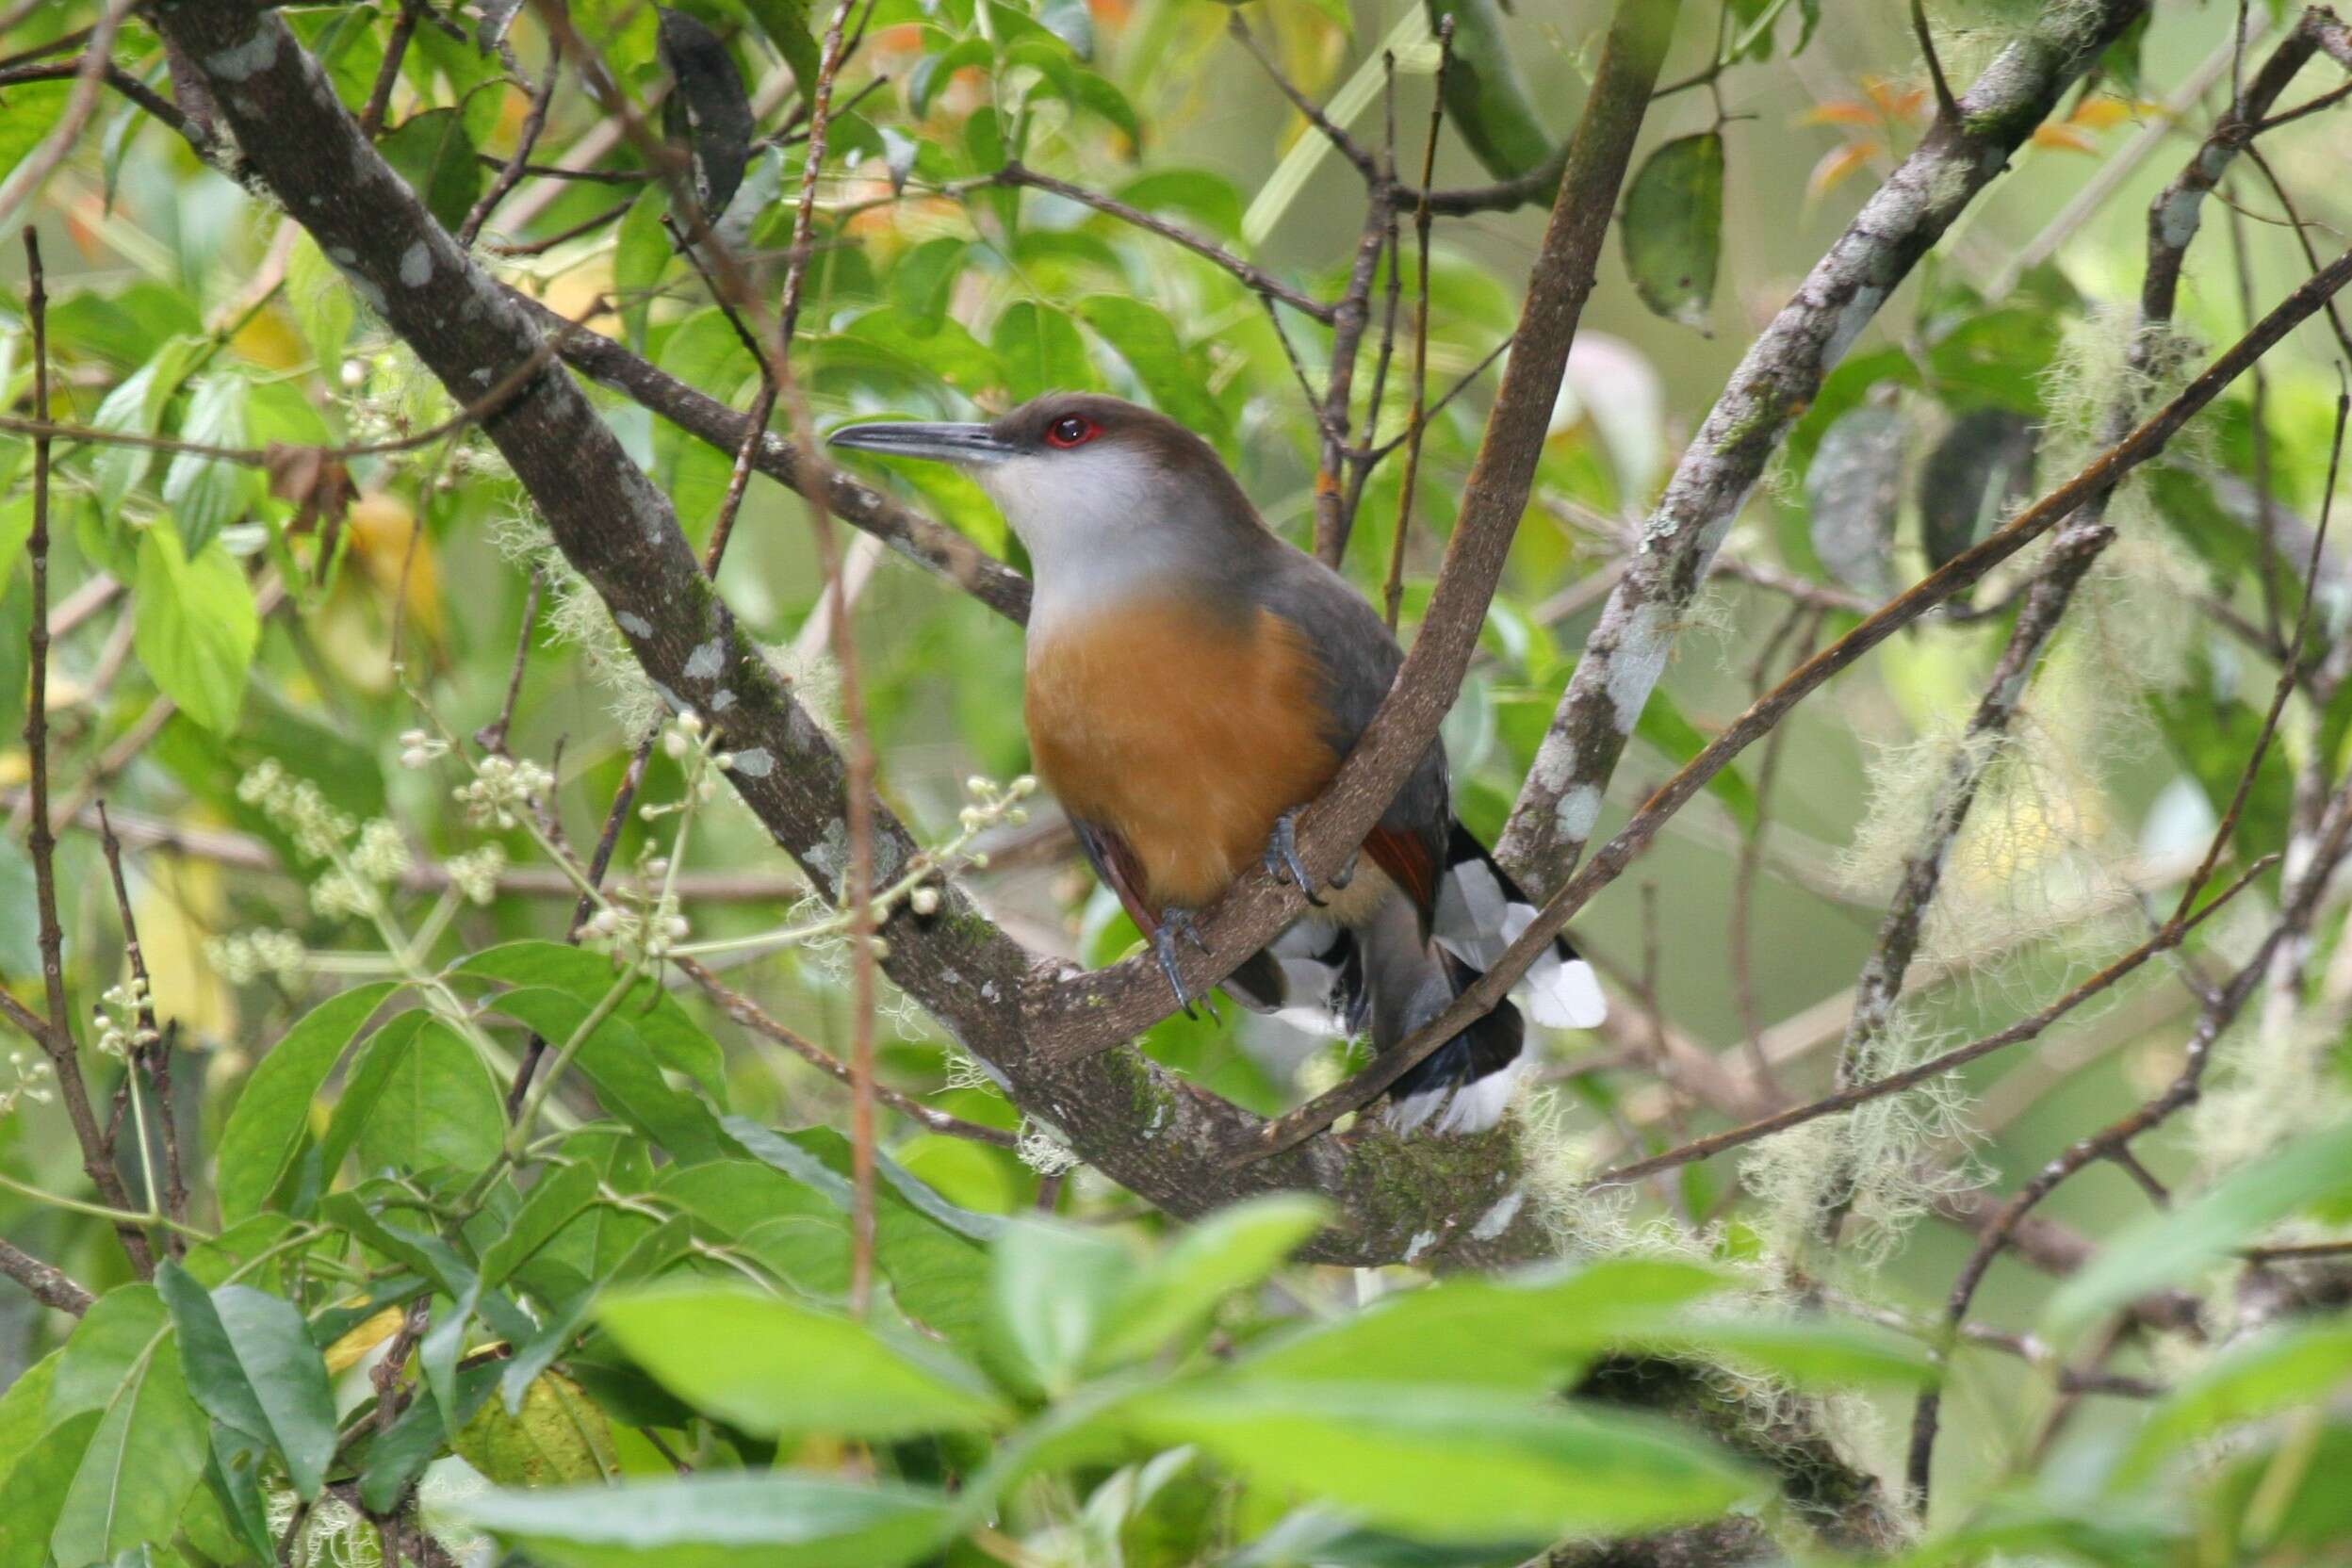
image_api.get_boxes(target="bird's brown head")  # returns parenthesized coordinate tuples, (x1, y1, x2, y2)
(828, 395, 1263, 619)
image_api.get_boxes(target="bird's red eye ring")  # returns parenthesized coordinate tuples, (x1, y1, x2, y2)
(1045, 416, 1099, 449)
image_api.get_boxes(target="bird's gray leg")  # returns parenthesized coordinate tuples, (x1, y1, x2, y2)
(1265, 809, 1355, 904)
(1153, 907, 1220, 1023)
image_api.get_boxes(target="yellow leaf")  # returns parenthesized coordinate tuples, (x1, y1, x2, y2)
(230, 308, 307, 373)
(136, 854, 237, 1040)
(2032, 123, 2099, 154)
(1807, 141, 1880, 202)
(325, 1305, 408, 1376)
(457, 1371, 617, 1489)
(2067, 96, 2134, 130)
(346, 491, 442, 637)
(1796, 100, 1878, 128)
(1862, 76, 1927, 122)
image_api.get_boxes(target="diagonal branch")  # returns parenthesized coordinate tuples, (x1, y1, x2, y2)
(148, 0, 1653, 1275)
(1496, 0, 2150, 891)
(1025, 0, 1685, 1062)
(1821, 8, 2350, 1193)
(1238, 241, 2352, 1162)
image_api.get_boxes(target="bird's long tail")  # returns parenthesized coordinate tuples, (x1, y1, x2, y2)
(1231, 820, 1608, 1134)
(1431, 821, 1608, 1031)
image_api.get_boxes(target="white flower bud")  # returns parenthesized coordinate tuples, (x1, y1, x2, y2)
(910, 886, 940, 916)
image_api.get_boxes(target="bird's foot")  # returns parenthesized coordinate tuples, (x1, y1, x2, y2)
(1264, 809, 1348, 906)
(1153, 906, 1219, 1023)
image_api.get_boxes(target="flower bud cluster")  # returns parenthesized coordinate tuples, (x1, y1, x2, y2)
(444, 844, 507, 906)
(92, 977, 159, 1060)
(237, 760, 354, 862)
(454, 755, 554, 830)
(205, 929, 307, 987)
(398, 728, 450, 770)
(0, 1052, 54, 1119)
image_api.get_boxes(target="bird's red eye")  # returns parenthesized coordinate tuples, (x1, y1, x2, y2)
(1045, 416, 1099, 449)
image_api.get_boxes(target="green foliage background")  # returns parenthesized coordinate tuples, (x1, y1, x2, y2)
(0, 0, 2350, 1562)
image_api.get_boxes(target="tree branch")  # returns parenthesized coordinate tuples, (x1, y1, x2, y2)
(147, 0, 1593, 1276)
(1496, 0, 2150, 890)
(1239, 241, 2352, 1162)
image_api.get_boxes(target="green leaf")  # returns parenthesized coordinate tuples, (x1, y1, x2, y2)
(0, 82, 69, 194)
(456, 942, 727, 1102)
(988, 1217, 1132, 1395)
(51, 1322, 208, 1565)
(1111, 170, 1243, 239)
(1122, 1382, 1761, 1543)
(1647, 1316, 1935, 1388)
(2155, 647, 2295, 876)
(1919, 406, 2036, 570)
(725, 1119, 997, 1353)
(1804, 403, 1904, 596)
(481, 1161, 605, 1291)
(614, 188, 671, 351)
(456, 1472, 954, 1568)
(54, 1287, 172, 1418)
(1074, 296, 1225, 444)
(1090, 1195, 1327, 1369)
(133, 524, 261, 735)
(357, 1362, 498, 1514)
(204, 1422, 277, 1562)
(380, 107, 483, 232)
(1622, 133, 1724, 333)
(2120, 1322, 2352, 1482)
(455, 1371, 615, 1490)
(160, 374, 256, 557)
(910, 38, 992, 119)
(479, 986, 734, 1163)
(1424, 0, 1553, 186)
(90, 338, 205, 519)
(1634, 689, 1758, 832)
(317, 1009, 432, 1184)
(0, 493, 37, 588)
(739, 0, 824, 96)
(890, 236, 970, 329)
(155, 1263, 338, 1500)
(0, 1413, 101, 1568)
(596, 1284, 1004, 1438)
(350, 1014, 505, 1179)
(657, 8, 755, 217)
(993, 302, 1097, 401)
(1237, 1258, 1735, 1390)
(2044, 1121, 2352, 1342)
(286, 233, 356, 378)
(215, 983, 400, 1223)
(0, 1349, 59, 1475)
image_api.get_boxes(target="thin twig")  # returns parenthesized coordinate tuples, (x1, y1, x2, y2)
(459, 48, 563, 245)
(1235, 242, 2352, 1162)
(1382, 23, 1449, 629)
(358, 0, 421, 138)
(783, 0, 882, 1319)
(10, 228, 151, 1275)
(971, 161, 1333, 325)
(1226, 10, 1379, 180)
(97, 802, 188, 1244)
(0, 1236, 93, 1315)
(0, 0, 135, 228)
(674, 957, 1017, 1147)
(475, 575, 542, 758)
(1591, 857, 2271, 1188)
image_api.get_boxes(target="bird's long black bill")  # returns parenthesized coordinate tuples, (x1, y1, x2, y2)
(825, 421, 1015, 465)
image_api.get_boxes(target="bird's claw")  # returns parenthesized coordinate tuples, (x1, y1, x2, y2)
(1264, 810, 1329, 907)
(1153, 907, 1218, 1023)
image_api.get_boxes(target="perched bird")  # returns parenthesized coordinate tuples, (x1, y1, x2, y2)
(829, 393, 1605, 1133)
